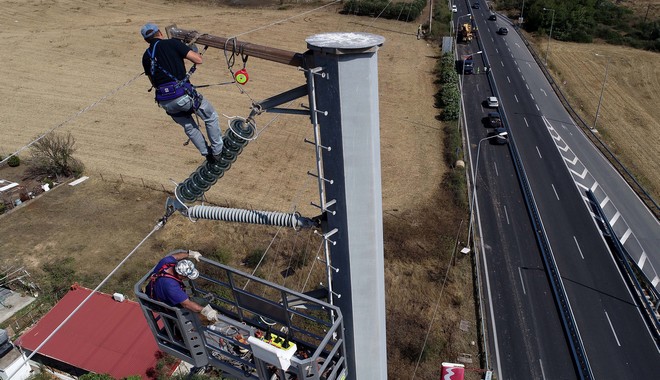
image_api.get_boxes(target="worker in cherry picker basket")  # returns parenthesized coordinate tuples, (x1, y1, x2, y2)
(146, 249, 219, 322)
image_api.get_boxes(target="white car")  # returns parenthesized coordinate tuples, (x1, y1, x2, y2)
(486, 96, 499, 107)
(452, 5, 458, 13)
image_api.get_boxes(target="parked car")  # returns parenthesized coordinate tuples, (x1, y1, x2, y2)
(497, 27, 509, 35)
(486, 96, 499, 108)
(452, 5, 458, 13)
(488, 13, 497, 21)
(489, 127, 509, 145)
(488, 112, 502, 127)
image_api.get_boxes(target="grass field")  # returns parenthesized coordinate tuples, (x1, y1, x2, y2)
(544, 40, 660, 200)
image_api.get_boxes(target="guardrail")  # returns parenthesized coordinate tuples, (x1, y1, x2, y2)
(586, 190, 660, 347)
(469, 8, 594, 379)
(514, 25, 659, 220)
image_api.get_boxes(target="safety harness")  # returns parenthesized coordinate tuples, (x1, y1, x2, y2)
(147, 262, 185, 302)
(147, 40, 201, 115)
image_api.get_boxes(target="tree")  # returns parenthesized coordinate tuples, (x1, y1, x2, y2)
(29, 132, 84, 178)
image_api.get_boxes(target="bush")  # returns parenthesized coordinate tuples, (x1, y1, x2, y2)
(343, 0, 427, 22)
(29, 132, 84, 178)
(243, 249, 267, 268)
(7, 155, 20, 167)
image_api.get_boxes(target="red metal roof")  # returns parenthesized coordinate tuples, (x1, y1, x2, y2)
(16, 285, 161, 379)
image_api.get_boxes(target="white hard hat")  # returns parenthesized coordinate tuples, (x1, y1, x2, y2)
(175, 259, 199, 280)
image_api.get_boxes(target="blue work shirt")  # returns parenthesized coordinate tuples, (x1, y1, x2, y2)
(148, 256, 188, 306)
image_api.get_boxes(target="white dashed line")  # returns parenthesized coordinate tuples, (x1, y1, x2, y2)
(518, 267, 526, 294)
(574, 236, 585, 259)
(604, 311, 621, 346)
(523, 117, 529, 127)
(530, 93, 535, 100)
(525, 83, 529, 90)
(494, 162, 499, 176)
(507, 76, 511, 83)
(514, 94, 519, 102)
(504, 205, 510, 225)
(536, 146, 542, 158)
(535, 104, 540, 111)
(527, 62, 531, 68)
(541, 88, 547, 96)
(501, 61, 505, 67)
(552, 184, 560, 200)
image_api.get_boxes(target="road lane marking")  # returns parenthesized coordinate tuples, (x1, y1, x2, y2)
(591, 181, 599, 191)
(491, 37, 495, 42)
(564, 155, 579, 165)
(535, 104, 540, 111)
(514, 94, 519, 102)
(507, 76, 511, 83)
(530, 93, 535, 100)
(514, 60, 518, 66)
(494, 162, 499, 176)
(527, 62, 531, 68)
(517, 67, 521, 72)
(609, 211, 621, 226)
(496, 48, 499, 53)
(504, 205, 510, 224)
(539, 359, 547, 380)
(501, 60, 504, 67)
(523, 117, 529, 127)
(525, 83, 529, 89)
(536, 146, 542, 158)
(574, 236, 585, 259)
(600, 196, 610, 208)
(569, 167, 588, 179)
(604, 311, 622, 346)
(540, 88, 547, 96)
(621, 228, 632, 244)
(518, 267, 526, 294)
(515, 42, 521, 48)
(552, 184, 560, 200)
(638, 252, 648, 268)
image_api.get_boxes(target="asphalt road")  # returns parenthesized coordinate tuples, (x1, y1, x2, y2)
(455, 0, 660, 378)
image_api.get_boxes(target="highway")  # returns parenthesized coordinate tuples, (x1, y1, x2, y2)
(455, 0, 660, 378)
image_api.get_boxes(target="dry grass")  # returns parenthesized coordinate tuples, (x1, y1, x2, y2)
(528, 36, 660, 200)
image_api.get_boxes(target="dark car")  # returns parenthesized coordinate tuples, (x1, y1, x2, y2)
(497, 27, 509, 35)
(488, 112, 502, 127)
(488, 13, 497, 21)
(472, 2, 480, 9)
(489, 127, 509, 145)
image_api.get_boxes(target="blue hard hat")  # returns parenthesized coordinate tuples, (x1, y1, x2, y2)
(141, 23, 159, 39)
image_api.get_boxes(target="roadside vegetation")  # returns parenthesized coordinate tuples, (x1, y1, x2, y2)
(495, 0, 660, 51)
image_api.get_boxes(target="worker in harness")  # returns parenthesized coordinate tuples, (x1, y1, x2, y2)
(146, 249, 219, 322)
(140, 23, 224, 163)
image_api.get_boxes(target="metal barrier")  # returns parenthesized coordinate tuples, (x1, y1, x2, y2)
(469, 9, 594, 379)
(135, 257, 347, 380)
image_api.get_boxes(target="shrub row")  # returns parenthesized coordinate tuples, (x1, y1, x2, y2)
(342, 0, 427, 22)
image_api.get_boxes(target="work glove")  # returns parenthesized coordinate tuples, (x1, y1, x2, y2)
(188, 250, 202, 262)
(201, 304, 219, 322)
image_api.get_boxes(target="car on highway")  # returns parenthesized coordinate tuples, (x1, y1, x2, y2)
(452, 5, 457, 13)
(489, 127, 509, 144)
(486, 96, 499, 108)
(472, 2, 480, 9)
(497, 27, 509, 35)
(488, 13, 497, 21)
(488, 112, 502, 127)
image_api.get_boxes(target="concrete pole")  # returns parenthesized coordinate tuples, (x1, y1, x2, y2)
(306, 32, 387, 380)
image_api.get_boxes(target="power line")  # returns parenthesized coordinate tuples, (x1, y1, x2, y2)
(7, 219, 164, 380)
(0, 72, 144, 166)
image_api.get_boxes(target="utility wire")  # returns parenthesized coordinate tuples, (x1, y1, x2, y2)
(230, 0, 343, 39)
(0, 72, 144, 166)
(7, 220, 164, 380)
